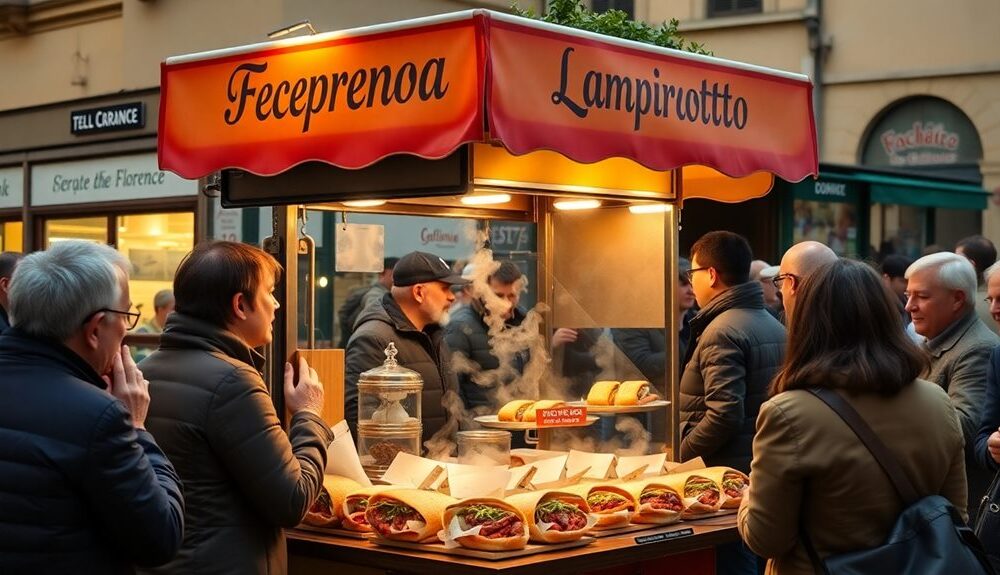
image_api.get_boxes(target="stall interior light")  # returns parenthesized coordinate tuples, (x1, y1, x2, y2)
(553, 199, 601, 211)
(628, 203, 670, 214)
(341, 199, 386, 208)
(318, 276, 329, 288)
(460, 193, 511, 206)
(267, 20, 317, 39)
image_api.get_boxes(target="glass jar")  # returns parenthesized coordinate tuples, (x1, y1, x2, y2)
(457, 430, 511, 466)
(357, 342, 422, 431)
(357, 426, 422, 480)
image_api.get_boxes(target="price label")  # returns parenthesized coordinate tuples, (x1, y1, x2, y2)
(536, 406, 587, 428)
(635, 528, 694, 545)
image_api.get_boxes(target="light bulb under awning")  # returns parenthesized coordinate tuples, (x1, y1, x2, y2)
(342, 200, 387, 208)
(553, 199, 601, 211)
(460, 193, 511, 205)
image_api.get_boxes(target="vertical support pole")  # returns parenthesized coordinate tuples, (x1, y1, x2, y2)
(268, 204, 299, 426)
(668, 168, 683, 461)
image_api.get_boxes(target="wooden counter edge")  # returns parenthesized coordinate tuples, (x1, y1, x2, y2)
(287, 517, 740, 575)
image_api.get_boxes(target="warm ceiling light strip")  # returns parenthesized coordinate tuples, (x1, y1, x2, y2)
(341, 199, 387, 207)
(553, 199, 601, 211)
(460, 193, 511, 205)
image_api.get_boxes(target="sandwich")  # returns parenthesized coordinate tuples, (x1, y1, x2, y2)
(703, 466, 750, 509)
(565, 482, 635, 530)
(663, 472, 724, 519)
(498, 400, 536, 422)
(613, 381, 659, 406)
(442, 498, 530, 551)
(522, 400, 566, 422)
(340, 485, 396, 532)
(302, 475, 362, 528)
(365, 489, 456, 543)
(586, 381, 620, 406)
(506, 490, 593, 543)
(620, 479, 684, 525)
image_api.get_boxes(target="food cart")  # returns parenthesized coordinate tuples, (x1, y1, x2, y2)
(158, 9, 817, 575)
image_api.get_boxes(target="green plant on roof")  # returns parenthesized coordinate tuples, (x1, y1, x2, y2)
(512, 0, 711, 55)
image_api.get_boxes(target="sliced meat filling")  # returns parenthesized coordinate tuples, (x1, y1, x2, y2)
(722, 472, 749, 499)
(459, 504, 525, 539)
(346, 496, 369, 526)
(308, 491, 335, 520)
(587, 491, 632, 512)
(536, 499, 588, 532)
(639, 488, 684, 511)
(369, 501, 423, 535)
(685, 478, 721, 507)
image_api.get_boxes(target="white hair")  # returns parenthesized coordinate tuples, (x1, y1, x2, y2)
(9, 241, 130, 341)
(985, 261, 1000, 284)
(906, 251, 977, 310)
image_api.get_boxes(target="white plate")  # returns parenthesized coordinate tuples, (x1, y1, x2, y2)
(566, 400, 671, 414)
(474, 415, 599, 430)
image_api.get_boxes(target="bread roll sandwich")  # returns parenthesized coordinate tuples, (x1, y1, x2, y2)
(442, 498, 530, 551)
(703, 466, 750, 509)
(302, 475, 362, 528)
(498, 400, 536, 422)
(586, 381, 620, 405)
(505, 490, 592, 543)
(340, 485, 396, 532)
(365, 489, 456, 543)
(522, 400, 566, 422)
(662, 471, 724, 519)
(564, 482, 635, 530)
(619, 479, 684, 525)
(614, 381, 659, 406)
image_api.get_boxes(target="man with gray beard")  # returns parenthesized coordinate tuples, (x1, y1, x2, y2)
(344, 251, 469, 444)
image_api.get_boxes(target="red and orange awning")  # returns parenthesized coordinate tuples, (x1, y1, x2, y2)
(159, 10, 817, 194)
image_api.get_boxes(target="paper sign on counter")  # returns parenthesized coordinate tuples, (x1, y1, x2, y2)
(536, 406, 587, 427)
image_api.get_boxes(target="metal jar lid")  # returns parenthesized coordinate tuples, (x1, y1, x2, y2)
(358, 342, 423, 389)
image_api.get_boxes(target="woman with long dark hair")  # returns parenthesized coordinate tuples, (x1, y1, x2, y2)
(737, 259, 966, 575)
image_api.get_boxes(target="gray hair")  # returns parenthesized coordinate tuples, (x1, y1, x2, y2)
(153, 289, 174, 310)
(9, 241, 130, 341)
(906, 251, 977, 310)
(985, 261, 1000, 284)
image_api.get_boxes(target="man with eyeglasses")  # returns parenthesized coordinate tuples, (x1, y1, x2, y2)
(774, 240, 837, 323)
(976, 261, 1000, 521)
(680, 231, 786, 575)
(0, 241, 184, 573)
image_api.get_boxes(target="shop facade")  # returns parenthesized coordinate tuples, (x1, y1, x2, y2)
(0, 91, 204, 319)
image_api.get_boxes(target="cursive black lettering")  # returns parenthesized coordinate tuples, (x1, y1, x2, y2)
(225, 62, 268, 125)
(551, 47, 588, 118)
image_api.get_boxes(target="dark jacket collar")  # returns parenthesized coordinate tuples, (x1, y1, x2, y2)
(690, 281, 766, 333)
(926, 309, 979, 357)
(158, 312, 266, 373)
(0, 328, 107, 389)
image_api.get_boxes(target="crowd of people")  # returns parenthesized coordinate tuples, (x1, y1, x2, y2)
(3, 230, 1000, 573)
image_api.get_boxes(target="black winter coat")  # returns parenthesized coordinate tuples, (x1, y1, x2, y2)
(139, 313, 333, 575)
(444, 303, 529, 410)
(0, 329, 184, 574)
(679, 282, 786, 473)
(345, 293, 458, 443)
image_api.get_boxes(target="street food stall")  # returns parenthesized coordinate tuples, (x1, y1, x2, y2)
(158, 9, 817, 575)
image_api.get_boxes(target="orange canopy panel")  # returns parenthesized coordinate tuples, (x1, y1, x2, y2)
(159, 10, 817, 198)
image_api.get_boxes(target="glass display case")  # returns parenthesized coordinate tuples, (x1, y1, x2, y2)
(357, 342, 422, 479)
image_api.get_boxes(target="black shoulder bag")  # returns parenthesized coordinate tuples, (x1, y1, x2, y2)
(974, 469, 1000, 571)
(800, 388, 995, 575)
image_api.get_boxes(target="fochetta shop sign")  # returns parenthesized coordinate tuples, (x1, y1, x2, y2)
(71, 102, 145, 135)
(31, 153, 198, 207)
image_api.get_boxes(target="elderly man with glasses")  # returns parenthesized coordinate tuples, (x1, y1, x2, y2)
(0, 241, 184, 573)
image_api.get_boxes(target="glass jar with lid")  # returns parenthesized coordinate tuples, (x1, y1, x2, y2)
(357, 342, 422, 480)
(457, 430, 511, 466)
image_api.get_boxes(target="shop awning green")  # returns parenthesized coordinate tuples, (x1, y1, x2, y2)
(850, 171, 988, 210)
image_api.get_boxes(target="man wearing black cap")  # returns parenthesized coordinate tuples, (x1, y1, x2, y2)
(344, 251, 469, 444)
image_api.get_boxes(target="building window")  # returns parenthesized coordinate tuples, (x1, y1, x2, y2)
(0, 221, 22, 252)
(707, 0, 762, 18)
(591, 0, 634, 18)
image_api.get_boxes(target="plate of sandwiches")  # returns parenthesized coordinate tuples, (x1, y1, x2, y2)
(475, 400, 598, 429)
(572, 380, 670, 414)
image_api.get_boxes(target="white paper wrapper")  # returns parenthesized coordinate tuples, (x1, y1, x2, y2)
(446, 463, 510, 499)
(566, 450, 617, 480)
(529, 455, 568, 485)
(382, 453, 445, 489)
(616, 453, 667, 480)
(441, 516, 484, 549)
(388, 519, 427, 535)
(537, 512, 600, 533)
(324, 420, 373, 487)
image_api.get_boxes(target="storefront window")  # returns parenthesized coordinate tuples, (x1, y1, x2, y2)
(117, 212, 194, 324)
(792, 199, 859, 257)
(45, 216, 108, 246)
(0, 221, 22, 252)
(873, 203, 926, 261)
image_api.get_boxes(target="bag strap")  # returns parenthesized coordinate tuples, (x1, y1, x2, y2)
(808, 388, 919, 505)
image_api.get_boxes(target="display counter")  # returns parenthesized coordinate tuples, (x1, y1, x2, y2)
(287, 514, 738, 575)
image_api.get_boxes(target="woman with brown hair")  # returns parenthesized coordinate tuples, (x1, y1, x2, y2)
(737, 258, 967, 575)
